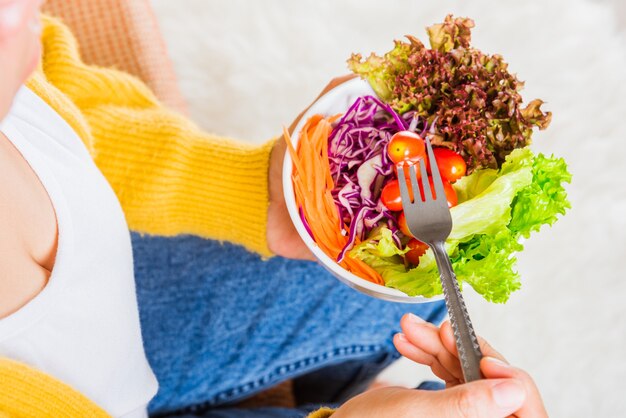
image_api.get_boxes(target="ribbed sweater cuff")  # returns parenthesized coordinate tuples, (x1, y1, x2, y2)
(170, 136, 276, 256)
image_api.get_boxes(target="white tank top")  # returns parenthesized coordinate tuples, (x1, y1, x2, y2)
(0, 87, 158, 417)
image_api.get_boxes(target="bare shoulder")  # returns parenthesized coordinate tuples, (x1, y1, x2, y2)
(0, 131, 52, 319)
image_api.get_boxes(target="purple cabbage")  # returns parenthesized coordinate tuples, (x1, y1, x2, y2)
(299, 207, 315, 243)
(328, 96, 418, 262)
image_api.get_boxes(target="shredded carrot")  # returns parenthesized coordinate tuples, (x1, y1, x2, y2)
(284, 115, 384, 286)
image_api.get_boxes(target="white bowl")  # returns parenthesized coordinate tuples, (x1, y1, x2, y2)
(282, 78, 443, 304)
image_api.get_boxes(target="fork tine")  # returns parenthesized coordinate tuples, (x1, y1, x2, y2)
(409, 164, 422, 203)
(425, 136, 446, 204)
(418, 159, 431, 201)
(397, 165, 413, 207)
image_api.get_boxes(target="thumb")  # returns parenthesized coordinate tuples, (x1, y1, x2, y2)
(424, 378, 526, 418)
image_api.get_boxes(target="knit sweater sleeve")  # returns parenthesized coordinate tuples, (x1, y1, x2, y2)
(0, 358, 111, 418)
(32, 16, 275, 256)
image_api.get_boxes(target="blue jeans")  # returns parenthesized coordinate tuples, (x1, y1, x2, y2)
(132, 234, 446, 417)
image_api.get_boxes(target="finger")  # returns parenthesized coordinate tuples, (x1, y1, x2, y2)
(439, 321, 457, 356)
(401, 314, 464, 381)
(481, 357, 548, 418)
(404, 379, 526, 418)
(394, 333, 462, 385)
(440, 320, 507, 363)
(410, 378, 527, 418)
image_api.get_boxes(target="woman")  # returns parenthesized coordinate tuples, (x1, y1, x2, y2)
(0, 1, 547, 417)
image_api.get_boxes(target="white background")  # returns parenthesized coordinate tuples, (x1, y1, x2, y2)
(151, 1, 626, 416)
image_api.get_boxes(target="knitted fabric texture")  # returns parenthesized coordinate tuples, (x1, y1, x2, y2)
(27, 15, 275, 256)
(306, 407, 336, 418)
(42, 0, 187, 114)
(0, 358, 109, 417)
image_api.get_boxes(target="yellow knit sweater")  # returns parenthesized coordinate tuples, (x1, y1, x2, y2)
(0, 15, 334, 418)
(30, 15, 276, 257)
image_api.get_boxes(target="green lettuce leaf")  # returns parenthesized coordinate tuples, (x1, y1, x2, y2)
(448, 149, 533, 241)
(509, 153, 572, 237)
(347, 39, 417, 102)
(453, 168, 499, 203)
(451, 230, 523, 303)
(349, 227, 443, 298)
(349, 147, 571, 303)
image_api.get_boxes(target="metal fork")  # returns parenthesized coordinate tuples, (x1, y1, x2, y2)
(398, 139, 483, 383)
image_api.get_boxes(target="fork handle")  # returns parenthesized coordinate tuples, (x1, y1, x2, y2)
(431, 240, 483, 382)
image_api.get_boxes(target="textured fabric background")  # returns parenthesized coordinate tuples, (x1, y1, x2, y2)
(150, 1, 626, 416)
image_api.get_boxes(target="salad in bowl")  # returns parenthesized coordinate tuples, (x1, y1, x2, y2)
(282, 15, 571, 303)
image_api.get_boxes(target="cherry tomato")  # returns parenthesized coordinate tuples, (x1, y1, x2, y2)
(393, 161, 424, 180)
(405, 238, 429, 266)
(397, 212, 412, 237)
(389, 176, 457, 215)
(429, 147, 467, 183)
(387, 131, 426, 166)
(380, 180, 413, 211)
(426, 176, 458, 208)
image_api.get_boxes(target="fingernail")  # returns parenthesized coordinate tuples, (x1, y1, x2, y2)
(492, 380, 526, 411)
(407, 313, 425, 324)
(484, 356, 510, 367)
(395, 333, 408, 342)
